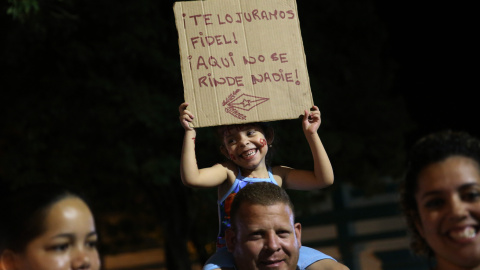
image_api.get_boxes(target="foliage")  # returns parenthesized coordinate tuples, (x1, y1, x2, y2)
(6, 0, 39, 22)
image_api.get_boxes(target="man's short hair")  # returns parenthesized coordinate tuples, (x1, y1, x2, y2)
(230, 182, 294, 230)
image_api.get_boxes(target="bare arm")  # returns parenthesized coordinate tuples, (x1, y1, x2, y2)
(281, 106, 334, 190)
(179, 103, 228, 188)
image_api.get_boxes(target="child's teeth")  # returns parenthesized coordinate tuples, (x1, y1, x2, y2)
(243, 150, 255, 157)
(450, 227, 476, 240)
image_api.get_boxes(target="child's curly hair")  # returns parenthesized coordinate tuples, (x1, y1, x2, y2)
(401, 130, 480, 256)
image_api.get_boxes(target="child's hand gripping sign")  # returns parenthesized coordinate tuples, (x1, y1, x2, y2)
(174, 0, 313, 128)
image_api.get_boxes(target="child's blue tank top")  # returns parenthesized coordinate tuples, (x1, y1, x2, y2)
(216, 167, 278, 248)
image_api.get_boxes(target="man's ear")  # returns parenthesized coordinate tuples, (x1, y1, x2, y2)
(225, 228, 237, 252)
(294, 222, 302, 248)
(1, 249, 18, 270)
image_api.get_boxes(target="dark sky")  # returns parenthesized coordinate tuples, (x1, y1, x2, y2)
(374, 2, 477, 145)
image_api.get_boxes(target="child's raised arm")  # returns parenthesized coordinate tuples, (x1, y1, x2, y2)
(179, 102, 228, 188)
(280, 105, 334, 190)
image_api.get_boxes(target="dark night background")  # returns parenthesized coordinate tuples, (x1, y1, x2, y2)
(0, 0, 476, 269)
(376, 2, 477, 142)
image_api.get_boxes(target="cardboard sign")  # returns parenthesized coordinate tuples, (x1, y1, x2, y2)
(174, 0, 313, 127)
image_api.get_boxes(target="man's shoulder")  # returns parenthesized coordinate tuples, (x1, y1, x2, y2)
(305, 259, 349, 270)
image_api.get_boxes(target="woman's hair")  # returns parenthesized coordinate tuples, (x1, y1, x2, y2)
(215, 122, 275, 165)
(0, 183, 88, 253)
(401, 130, 480, 255)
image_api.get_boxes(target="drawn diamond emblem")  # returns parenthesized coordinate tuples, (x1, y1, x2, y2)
(226, 94, 270, 111)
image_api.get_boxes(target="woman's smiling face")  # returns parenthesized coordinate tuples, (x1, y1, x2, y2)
(14, 197, 100, 270)
(415, 155, 480, 269)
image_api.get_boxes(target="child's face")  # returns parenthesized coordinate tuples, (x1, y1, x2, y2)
(222, 125, 270, 170)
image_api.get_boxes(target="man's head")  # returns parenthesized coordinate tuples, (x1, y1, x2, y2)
(225, 182, 301, 270)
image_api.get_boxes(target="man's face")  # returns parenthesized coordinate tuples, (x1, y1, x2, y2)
(226, 202, 301, 270)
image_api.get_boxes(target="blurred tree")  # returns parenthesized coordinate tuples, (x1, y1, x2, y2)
(1, 0, 411, 268)
(6, 0, 39, 22)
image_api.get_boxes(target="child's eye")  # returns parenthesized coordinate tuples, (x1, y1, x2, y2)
(247, 130, 256, 136)
(49, 243, 70, 252)
(86, 240, 98, 249)
(225, 137, 236, 144)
